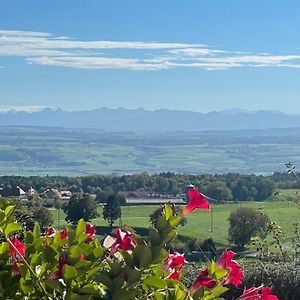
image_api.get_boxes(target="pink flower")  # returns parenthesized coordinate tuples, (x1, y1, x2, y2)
(182, 187, 210, 215)
(60, 228, 68, 240)
(110, 229, 137, 254)
(85, 224, 96, 242)
(217, 250, 244, 286)
(240, 286, 278, 300)
(9, 237, 25, 257)
(46, 227, 56, 237)
(191, 268, 216, 291)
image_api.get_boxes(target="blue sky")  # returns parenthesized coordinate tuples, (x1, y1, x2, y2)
(0, 0, 299, 113)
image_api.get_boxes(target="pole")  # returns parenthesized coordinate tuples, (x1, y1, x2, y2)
(210, 206, 213, 233)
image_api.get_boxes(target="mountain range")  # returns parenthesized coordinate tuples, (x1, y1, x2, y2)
(0, 107, 299, 131)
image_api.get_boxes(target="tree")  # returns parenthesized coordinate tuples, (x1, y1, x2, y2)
(228, 207, 269, 249)
(33, 207, 54, 230)
(103, 194, 121, 227)
(64, 193, 99, 224)
(205, 181, 233, 201)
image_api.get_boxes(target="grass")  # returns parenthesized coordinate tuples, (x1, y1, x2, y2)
(51, 200, 300, 248)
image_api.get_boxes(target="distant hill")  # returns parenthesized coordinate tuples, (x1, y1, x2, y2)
(1, 107, 300, 131)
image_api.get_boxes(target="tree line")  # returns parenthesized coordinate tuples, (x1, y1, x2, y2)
(0, 171, 287, 202)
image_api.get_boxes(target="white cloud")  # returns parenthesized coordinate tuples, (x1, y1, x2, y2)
(0, 29, 300, 70)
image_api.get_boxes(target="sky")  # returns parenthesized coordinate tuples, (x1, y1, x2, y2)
(0, 0, 299, 113)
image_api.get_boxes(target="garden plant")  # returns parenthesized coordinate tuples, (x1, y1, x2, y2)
(0, 187, 278, 299)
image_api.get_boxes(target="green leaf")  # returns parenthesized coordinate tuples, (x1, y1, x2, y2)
(33, 223, 40, 240)
(44, 279, 64, 292)
(164, 204, 173, 220)
(0, 210, 6, 224)
(169, 216, 181, 227)
(65, 292, 91, 300)
(25, 231, 34, 244)
(4, 222, 22, 237)
(19, 278, 34, 294)
(4, 206, 15, 217)
(149, 227, 161, 246)
(124, 266, 141, 284)
(62, 264, 77, 281)
(96, 273, 113, 289)
(0, 242, 9, 255)
(76, 219, 86, 237)
(210, 261, 228, 280)
(133, 245, 152, 269)
(144, 276, 167, 289)
(154, 291, 164, 300)
(77, 283, 99, 295)
(152, 247, 168, 264)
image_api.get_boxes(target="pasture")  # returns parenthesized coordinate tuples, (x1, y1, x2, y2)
(51, 200, 300, 248)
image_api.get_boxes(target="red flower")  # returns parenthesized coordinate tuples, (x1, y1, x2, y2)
(80, 254, 85, 261)
(182, 188, 210, 215)
(60, 228, 68, 240)
(9, 237, 25, 257)
(11, 261, 20, 276)
(110, 229, 137, 254)
(217, 250, 244, 286)
(168, 271, 180, 280)
(240, 286, 278, 300)
(49, 255, 67, 280)
(164, 252, 185, 279)
(164, 252, 185, 271)
(85, 224, 96, 242)
(46, 227, 56, 237)
(191, 268, 216, 291)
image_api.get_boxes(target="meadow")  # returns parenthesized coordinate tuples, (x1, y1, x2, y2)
(52, 199, 300, 248)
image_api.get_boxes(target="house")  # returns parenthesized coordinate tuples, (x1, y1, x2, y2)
(119, 191, 185, 205)
(0, 185, 28, 201)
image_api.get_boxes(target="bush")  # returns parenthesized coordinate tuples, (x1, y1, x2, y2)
(228, 207, 269, 249)
(224, 261, 300, 300)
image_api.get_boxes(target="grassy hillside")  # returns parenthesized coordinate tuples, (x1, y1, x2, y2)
(52, 200, 300, 248)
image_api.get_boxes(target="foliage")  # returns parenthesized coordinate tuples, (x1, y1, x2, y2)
(102, 194, 122, 227)
(64, 193, 99, 224)
(0, 191, 277, 300)
(150, 204, 187, 227)
(228, 207, 270, 249)
(33, 206, 54, 230)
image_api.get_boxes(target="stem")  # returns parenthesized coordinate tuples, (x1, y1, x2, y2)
(7, 237, 52, 300)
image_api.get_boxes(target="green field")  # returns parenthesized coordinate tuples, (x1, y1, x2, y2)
(1, 126, 300, 175)
(52, 200, 300, 248)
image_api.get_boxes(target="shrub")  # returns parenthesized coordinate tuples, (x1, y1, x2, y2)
(228, 207, 269, 249)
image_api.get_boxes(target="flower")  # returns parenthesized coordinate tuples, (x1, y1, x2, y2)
(110, 229, 137, 254)
(163, 252, 185, 279)
(85, 224, 96, 242)
(167, 271, 180, 280)
(9, 237, 25, 257)
(46, 227, 56, 237)
(239, 286, 278, 300)
(164, 252, 185, 271)
(182, 187, 210, 215)
(217, 250, 244, 286)
(60, 228, 68, 240)
(49, 255, 67, 280)
(191, 267, 216, 291)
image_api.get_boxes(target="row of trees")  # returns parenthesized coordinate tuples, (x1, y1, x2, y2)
(0, 172, 278, 201)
